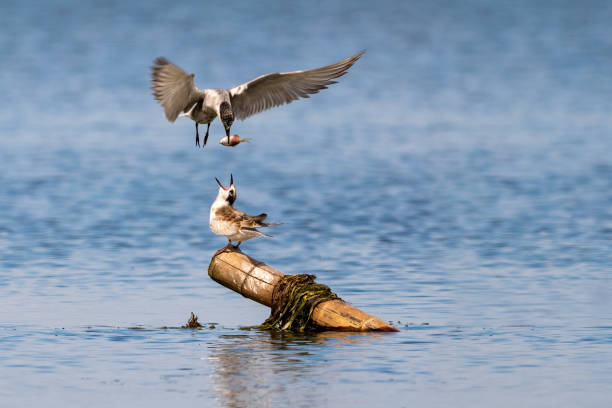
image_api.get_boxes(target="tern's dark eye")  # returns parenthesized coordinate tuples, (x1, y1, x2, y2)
(227, 191, 236, 205)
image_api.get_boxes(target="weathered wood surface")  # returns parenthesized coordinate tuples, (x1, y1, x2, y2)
(208, 248, 398, 332)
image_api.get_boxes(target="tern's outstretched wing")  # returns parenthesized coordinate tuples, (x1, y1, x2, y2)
(151, 57, 203, 122)
(228, 50, 364, 121)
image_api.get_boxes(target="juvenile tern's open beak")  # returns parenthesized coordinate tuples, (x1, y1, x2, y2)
(230, 174, 234, 186)
(215, 177, 228, 190)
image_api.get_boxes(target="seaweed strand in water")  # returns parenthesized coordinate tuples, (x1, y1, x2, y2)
(258, 274, 340, 332)
(182, 312, 203, 329)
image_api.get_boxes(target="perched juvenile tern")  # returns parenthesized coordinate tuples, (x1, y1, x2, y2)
(209, 174, 283, 251)
(151, 50, 364, 147)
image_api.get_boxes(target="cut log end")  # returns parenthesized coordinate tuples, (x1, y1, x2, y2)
(312, 299, 399, 332)
(208, 248, 399, 332)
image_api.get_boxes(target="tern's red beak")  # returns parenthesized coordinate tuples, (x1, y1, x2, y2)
(215, 177, 228, 191)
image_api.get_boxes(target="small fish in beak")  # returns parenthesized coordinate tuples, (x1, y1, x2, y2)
(219, 134, 251, 147)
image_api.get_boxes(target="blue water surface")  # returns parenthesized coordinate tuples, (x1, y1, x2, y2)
(1, 1, 611, 407)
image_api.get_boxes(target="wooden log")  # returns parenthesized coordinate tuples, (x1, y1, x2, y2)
(208, 248, 398, 332)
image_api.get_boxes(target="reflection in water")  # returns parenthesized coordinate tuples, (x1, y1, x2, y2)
(208, 330, 388, 407)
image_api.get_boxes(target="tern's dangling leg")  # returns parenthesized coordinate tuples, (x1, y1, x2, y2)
(204, 123, 211, 145)
(195, 123, 200, 147)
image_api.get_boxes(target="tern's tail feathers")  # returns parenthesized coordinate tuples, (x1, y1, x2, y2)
(241, 227, 272, 238)
(261, 222, 286, 227)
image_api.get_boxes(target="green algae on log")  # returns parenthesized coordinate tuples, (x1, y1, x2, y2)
(208, 248, 399, 332)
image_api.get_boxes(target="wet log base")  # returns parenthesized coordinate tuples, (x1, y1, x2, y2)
(208, 248, 399, 332)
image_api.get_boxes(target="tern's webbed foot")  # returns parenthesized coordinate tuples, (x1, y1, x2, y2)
(214, 247, 228, 257)
(214, 241, 235, 257)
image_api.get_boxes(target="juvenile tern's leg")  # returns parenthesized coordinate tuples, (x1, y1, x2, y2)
(195, 123, 200, 147)
(204, 123, 211, 145)
(214, 240, 233, 256)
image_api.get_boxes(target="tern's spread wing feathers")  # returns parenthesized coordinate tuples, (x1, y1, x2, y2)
(151, 57, 202, 122)
(228, 50, 364, 120)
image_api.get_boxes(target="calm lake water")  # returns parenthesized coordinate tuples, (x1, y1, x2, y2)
(1, 1, 611, 406)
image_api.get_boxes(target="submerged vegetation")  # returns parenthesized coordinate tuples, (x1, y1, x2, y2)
(181, 312, 203, 329)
